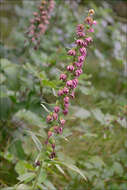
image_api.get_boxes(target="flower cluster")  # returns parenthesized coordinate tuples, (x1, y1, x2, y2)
(25, 0, 55, 50)
(45, 9, 97, 159)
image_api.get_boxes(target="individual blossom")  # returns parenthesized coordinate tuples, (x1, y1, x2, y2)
(52, 113, 58, 120)
(76, 39, 85, 46)
(60, 119, 66, 126)
(80, 47, 87, 56)
(68, 49, 76, 56)
(54, 106, 60, 113)
(47, 115, 52, 123)
(67, 65, 75, 72)
(75, 69, 83, 77)
(60, 73, 67, 81)
(63, 87, 69, 94)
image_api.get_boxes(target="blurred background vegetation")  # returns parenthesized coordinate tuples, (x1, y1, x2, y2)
(0, 0, 127, 189)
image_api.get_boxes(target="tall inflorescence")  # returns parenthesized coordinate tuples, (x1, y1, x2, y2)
(25, 0, 55, 50)
(45, 9, 97, 159)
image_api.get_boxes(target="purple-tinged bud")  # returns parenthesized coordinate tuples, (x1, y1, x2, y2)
(64, 96, 69, 104)
(52, 143, 55, 149)
(52, 113, 58, 120)
(67, 65, 75, 72)
(50, 151, 56, 159)
(60, 119, 66, 126)
(58, 127, 63, 134)
(66, 80, 73, 88)
(47, 115, 52, 123)
(63, 109, 68, 115)
(54, 106, 60, 113)
(68, 49, 76, 56)
(60, 73, 67, 81)
(58, 89, 63, 96)
(78, 56, 85, 63)
(63, 87, 69, 94)
(76, 39, 85, 46)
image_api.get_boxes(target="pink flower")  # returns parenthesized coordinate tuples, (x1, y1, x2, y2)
(68, 49, 76, 56)
(85, 37, 93, 43)
(75, 69, 83, 77)
(52, 113, 58, 120)
(66, 80, 73, 88)
(58, 127, 63, 134)
(72, 78, 78, 88)
(33, 12, 38, 17)
(74, 62, 83, 68)
(47, 115, 52, 123)
(77, 31, 85, 37)
(80, 47, 87, 56)
(58, 89, 63, 96)
(60, 73, 67, 81)
(76, 39, 85, 46)
(54, 106, 60, 113)
(64, 96, 69, 104)
(63, 109, 68, 115)
(67, 65, 75, 72)
(93, 20, 97, 25)
(63, 87, 69, 94)
(64, 103, 69, 109)
(78, 56, 85, 63)
(76, 24, 84, 32)
(60, 119, 66, 126)
(89, 28, 94, 33)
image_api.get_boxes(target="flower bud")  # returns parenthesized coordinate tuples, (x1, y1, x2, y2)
(89, 9, 95, 15)
(52, 113, 58, 120)
(54, 106, 60, 113)
(47, 115, 52, 123)
(60, 119, 66, 126)
(68, 49, 76, 56)
(60, 73, 67, 81)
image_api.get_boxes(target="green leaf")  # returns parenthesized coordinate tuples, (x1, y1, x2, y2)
(112, 162, 123, 176)
(89, 156, 105, 169)
(14, 109, 45, 128)
(54, 161, 87, 180)
(26, 131, 42, 152)
(17, 172, 35, 183)
(91, 109, 105, 125)
(15, 160, 34, 175)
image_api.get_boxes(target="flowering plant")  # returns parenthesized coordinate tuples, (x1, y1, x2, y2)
(25, 0, 55, 50)
(44, 9, 97, 159)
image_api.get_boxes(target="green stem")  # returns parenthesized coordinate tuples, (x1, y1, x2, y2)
(32, 161, 43, 190)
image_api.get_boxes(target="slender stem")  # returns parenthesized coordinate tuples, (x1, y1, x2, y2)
(32, 161, 43, 190)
